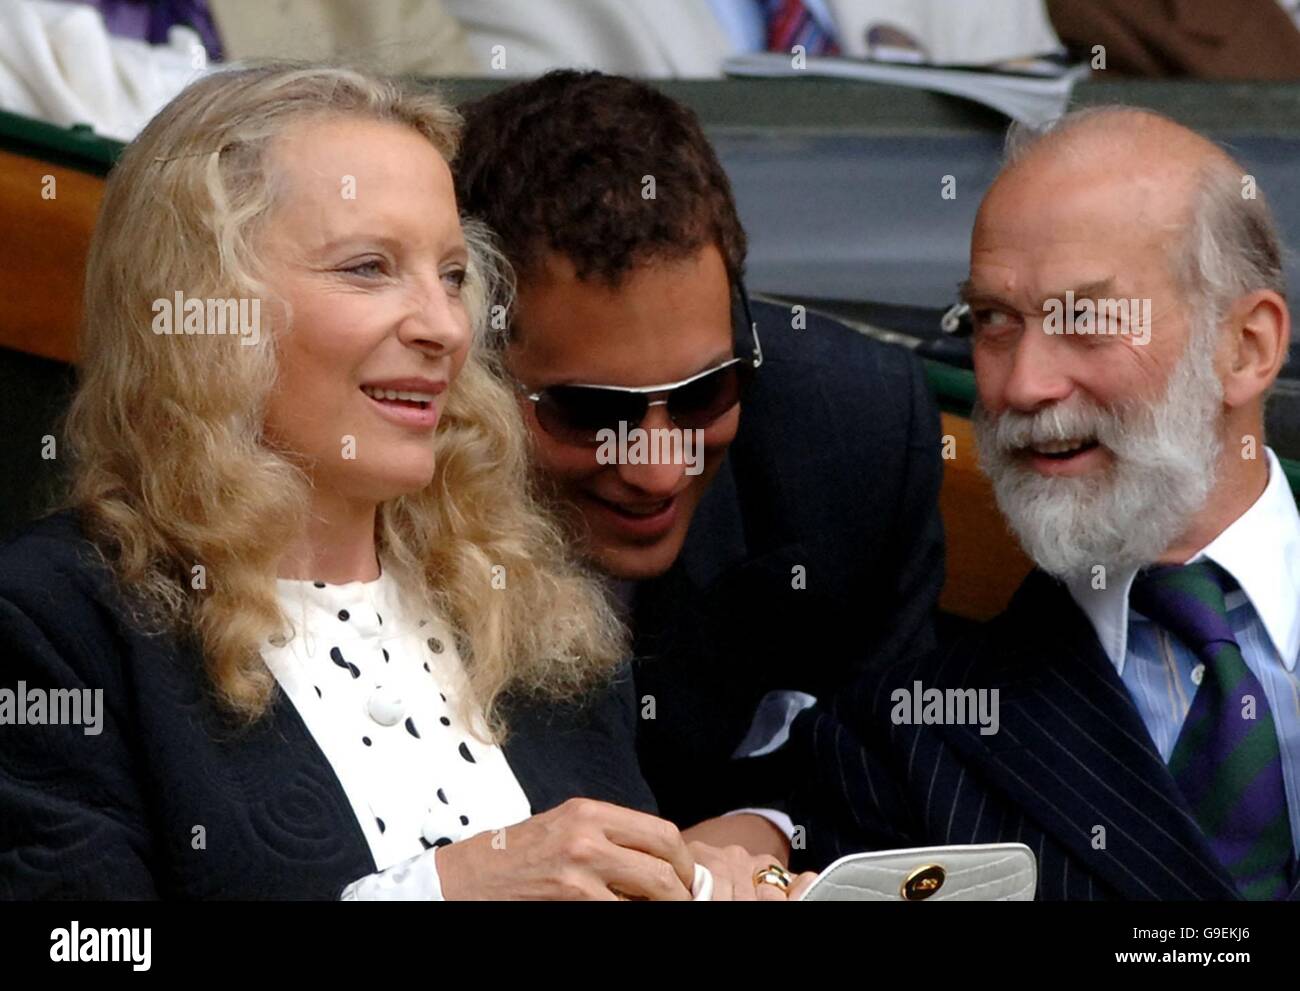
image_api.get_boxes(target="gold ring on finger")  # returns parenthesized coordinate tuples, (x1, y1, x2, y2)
(753, 864, 793, 890)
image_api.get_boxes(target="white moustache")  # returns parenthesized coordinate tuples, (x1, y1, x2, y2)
(984, 398, 1124, 457)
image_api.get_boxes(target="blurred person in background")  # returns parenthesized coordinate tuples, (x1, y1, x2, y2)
(0, 0, 478, 143)
(1046, 0, 1300, 80)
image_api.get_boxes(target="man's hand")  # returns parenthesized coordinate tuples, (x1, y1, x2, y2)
(788, 870, 819, 900)
(681, 813, 790, 864)
(689, 842, 786, 900)
(688, 841, 817, 901)
(436, 798, 696, 900)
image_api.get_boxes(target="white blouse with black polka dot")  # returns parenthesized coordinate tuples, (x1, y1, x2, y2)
(264, 568, 531, 900)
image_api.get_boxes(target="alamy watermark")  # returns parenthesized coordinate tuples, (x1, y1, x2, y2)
(890, 681, 1000, 736)
(1043, 291, 1151, 346)
(152, 291, 261, 346)
(50, 922, 150, 971)
(0, 682, 103, 735)
(595, 424, 704, 476)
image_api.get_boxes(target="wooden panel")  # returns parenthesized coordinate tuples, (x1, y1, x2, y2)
(0, 148, 103, 364)
(937, 412, 1033, 621)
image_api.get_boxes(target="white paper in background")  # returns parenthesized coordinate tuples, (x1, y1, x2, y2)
(723, 52, 1091, 129)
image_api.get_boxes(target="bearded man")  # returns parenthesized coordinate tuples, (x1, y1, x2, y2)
(788, 106, 1300, 900)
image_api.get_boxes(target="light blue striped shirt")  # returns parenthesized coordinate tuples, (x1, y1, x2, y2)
(1067, 448, 1300, 857)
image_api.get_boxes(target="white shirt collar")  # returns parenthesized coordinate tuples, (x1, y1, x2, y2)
(1066, 447, 1300, 675)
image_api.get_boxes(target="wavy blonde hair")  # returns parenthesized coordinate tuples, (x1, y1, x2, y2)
(65, 64, 626, 737)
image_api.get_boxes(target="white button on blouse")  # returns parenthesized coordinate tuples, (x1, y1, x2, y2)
(263, 567, 533, 899)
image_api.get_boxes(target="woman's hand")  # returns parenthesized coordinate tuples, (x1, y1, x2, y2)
(689, 842, 818, 901)
(435, 797, 696, 900)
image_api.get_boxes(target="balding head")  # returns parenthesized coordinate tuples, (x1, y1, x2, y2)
(1003, 106, 1229, 178)
(984, 107, 1284, 329)
(966, 107, 1290, 580)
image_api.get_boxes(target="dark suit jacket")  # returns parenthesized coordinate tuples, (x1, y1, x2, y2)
(0, 512, 655, 900)
(788, 569, 1300, 900)
(631, 300, 945, 826)
(1048, 0, 1300, 80)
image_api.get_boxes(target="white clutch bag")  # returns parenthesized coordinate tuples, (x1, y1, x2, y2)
(797, 842, 1037, 901)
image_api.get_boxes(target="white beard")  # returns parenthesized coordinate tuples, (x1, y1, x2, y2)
(973, 330, 1224, 581)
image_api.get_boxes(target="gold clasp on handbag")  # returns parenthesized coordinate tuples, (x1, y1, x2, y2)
(901, 863, 946, 900)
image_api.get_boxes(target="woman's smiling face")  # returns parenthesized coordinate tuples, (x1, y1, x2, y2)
(259, 115, 473, 504)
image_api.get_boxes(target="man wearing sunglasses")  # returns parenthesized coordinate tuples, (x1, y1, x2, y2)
(456, 70, 945, 863)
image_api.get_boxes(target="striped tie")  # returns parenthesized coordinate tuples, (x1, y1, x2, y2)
(1130, 561, 1294, 899)
(762, 0, 840, 56)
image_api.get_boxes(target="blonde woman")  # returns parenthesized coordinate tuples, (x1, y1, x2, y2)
(0, 65, 770, 900)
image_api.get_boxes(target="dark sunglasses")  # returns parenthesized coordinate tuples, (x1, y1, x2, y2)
(517, 285, 763, 447)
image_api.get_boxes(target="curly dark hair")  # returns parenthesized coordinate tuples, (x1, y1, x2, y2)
(455, 70, 747, 290)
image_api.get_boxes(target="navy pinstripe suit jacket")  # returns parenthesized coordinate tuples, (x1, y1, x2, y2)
(788, 570, 1300, 900)
(631, 301, 945, 828)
